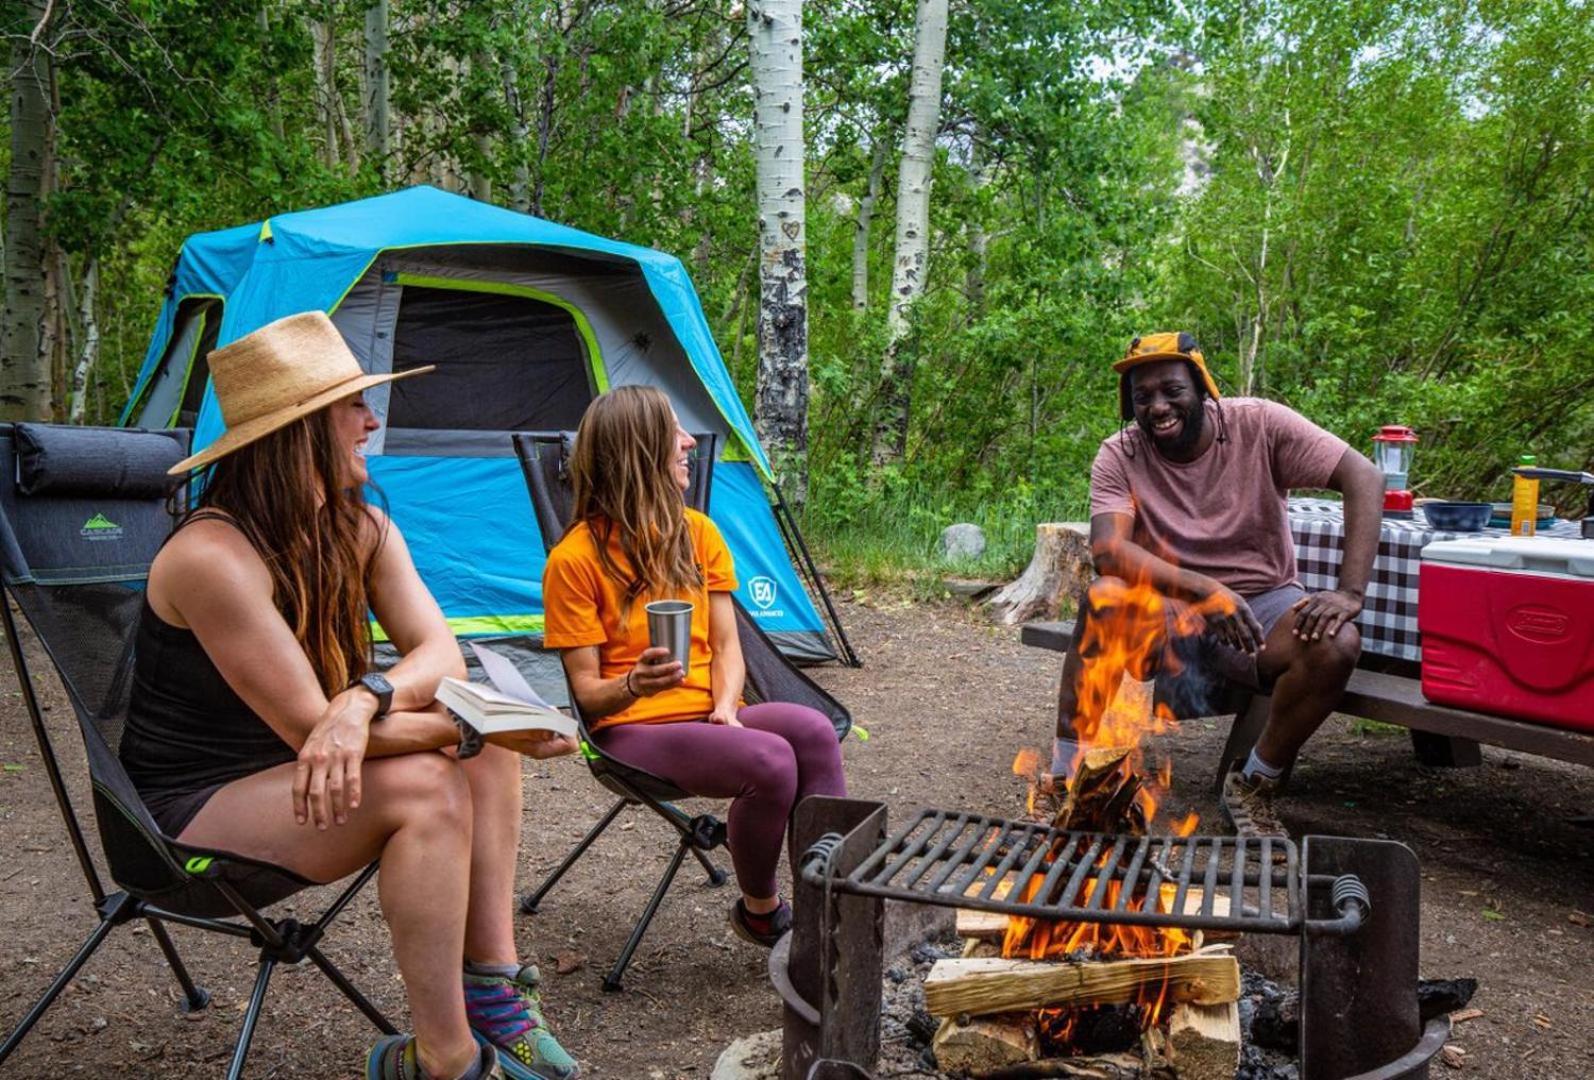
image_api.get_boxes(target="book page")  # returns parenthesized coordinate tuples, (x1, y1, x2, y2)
(469, 641, 557, 711)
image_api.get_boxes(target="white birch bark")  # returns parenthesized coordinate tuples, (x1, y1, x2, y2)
(747, 0, 810, 507)
(2, 2, 55, 420)
(851, 137, 887, 311)
(67, 261, 99, 424)
(364, 0, 391, 180)
(312, 16, 342, 170)
(872, 0, 949, 468)
(503, 54, 530, 211)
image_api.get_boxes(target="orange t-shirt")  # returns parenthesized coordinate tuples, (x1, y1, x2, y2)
(542, 509, 739, 730)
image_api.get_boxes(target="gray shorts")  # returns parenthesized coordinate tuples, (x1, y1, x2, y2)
(1159, 581, 1305, 714)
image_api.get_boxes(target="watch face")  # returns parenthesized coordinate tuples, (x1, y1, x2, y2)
(363, 673, 394, 695)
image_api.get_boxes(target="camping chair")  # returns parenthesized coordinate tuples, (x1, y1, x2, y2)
(0, 423, 395, 1079)
(512, 431, 852, 991)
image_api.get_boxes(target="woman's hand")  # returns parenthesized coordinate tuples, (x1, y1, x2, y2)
(629, 646, 685, 696)
(486, 728, 581, 759)
(707, 705, 742, 727)
(294, 688, 377, 829)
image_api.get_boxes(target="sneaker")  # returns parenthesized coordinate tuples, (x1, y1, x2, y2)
(463, 964, 580, 1080)
(728, 898, 793, 948)
(1220, 768, 1290, 841)
(367, 1034, 502, 1080)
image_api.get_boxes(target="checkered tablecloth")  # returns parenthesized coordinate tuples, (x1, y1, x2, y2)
(1289, 497, 1584, 662)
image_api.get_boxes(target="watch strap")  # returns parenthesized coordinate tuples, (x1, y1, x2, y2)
(453, 714, 484, 760)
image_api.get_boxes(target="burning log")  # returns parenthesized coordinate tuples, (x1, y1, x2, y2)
(983, 523, 1093, 626)
(932, 1013, 1040, 1074)
(957, 891, 1235, 944)
(1164, 1001, 1240, 1080)
(923, 951, 1241, 1019)
(1054, 748, 1147, 835)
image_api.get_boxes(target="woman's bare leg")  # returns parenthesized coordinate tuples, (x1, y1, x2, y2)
(457, 744, 522, 965)
(178, 752, 477, 1079)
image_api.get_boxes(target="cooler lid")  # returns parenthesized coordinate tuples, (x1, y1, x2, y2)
(1422, 537, 1594, 579)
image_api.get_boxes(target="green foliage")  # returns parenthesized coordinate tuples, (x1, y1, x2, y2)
(5, 0, 1591, 571)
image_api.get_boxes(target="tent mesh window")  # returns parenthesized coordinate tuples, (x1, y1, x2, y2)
(386, 284, 593, 432)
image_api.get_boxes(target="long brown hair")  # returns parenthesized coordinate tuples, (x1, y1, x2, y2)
(568, 386, 701, 616)
(185, 407, 377, 695)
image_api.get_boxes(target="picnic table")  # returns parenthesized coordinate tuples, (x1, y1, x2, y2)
(1022, 497, 1594, 781)
(1288, 496, 1584, 664)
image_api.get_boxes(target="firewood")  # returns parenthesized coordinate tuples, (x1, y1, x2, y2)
(932, 1013, 1040, 1074)
(984, 1052, 1173, 1079)
(923, 953, 1240, 1018)
(1165, 1001, 1240, 1080)
(983, 523, 1093, 626)
(1055, 747, 1145, 836)
(956, 891, 1234, 942)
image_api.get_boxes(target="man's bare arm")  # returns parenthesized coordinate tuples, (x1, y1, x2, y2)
(1290, 447, 1384, 640)
(1089, 513, 1265, 654)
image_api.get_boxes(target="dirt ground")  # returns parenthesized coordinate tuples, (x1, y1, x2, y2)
(2, 596, 1592, 1078)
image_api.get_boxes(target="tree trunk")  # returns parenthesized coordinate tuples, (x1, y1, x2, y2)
(871, 0, 949, 469)
(260, 5, 285, 141)
(67, 261, 100, 424)
(469, 51, 494, 202)
(364, 0, 390, 180)
(967, 126, 991, 316)
(851, 137, 886, 311)
(747, 0, 810, 508)
(312, 15, 342, 170)
(983, 523, 1093, 626)
(2, 2, 55, 420)
(503, 54, 530, 210)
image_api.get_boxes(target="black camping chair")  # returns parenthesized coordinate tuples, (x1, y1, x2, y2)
(512, 432, 851, 991)
(0, 423, 395, 1078)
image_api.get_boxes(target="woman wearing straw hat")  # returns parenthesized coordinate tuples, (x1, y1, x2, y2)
(119, 312, 580, 1080)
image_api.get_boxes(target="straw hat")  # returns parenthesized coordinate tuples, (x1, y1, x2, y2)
(168, 311, 433, 474)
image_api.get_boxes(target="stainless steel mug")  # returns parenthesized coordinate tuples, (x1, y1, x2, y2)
(645, 600, 694, 676)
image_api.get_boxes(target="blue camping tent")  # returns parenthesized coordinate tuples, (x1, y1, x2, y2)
(122, 186, 850, 669)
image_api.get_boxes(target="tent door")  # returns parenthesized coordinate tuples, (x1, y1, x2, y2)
(128, 297, 221, 429)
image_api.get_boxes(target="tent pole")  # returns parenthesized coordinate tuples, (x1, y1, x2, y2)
(768, 481, 861, 668)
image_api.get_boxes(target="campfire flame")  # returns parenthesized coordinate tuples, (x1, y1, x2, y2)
(1004, 572, 1223, 1040)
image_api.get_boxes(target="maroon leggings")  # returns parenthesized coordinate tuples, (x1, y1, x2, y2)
(596, 703, 847, 897)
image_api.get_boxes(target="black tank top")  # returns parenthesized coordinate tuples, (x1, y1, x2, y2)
(120, 596, 296, 798)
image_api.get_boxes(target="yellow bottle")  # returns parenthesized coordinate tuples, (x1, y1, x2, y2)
(1511, 454, 1539, 537)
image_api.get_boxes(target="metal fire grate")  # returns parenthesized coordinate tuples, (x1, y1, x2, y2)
(808, 807, 1312, 935)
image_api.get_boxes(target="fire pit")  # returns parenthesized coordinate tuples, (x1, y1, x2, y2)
(772, 796, 1451, 1080)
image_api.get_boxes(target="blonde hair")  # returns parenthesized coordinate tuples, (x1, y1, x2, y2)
(568, 386, 701, 616)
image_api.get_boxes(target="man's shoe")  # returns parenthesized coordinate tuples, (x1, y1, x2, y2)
(728, 898, 792, 948)
(1220, 768, 1289, 841)
(367, 1035, 502, 1080)
(463, 964, 580, 1080)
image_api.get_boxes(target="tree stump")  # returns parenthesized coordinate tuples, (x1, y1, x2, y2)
(984, 523, 1093, 626)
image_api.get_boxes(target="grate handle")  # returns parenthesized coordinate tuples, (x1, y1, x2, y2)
(1307, 873, 1371, 936)
(800, 831, 845, 885)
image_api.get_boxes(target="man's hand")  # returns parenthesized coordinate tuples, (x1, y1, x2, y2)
(294, 688, 376, 829)
(629, 646, 685, 696)
(1290, 589, 1362, 641)
(1200, 583, 1267, 656)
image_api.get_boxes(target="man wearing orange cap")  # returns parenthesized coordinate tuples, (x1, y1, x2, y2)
(1050, 332, 1386, 839)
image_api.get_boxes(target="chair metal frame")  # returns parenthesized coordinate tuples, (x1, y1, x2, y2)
(0, 423, 395, 1079)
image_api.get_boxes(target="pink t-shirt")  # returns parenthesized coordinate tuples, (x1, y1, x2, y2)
(1089, 398, 1349, 596)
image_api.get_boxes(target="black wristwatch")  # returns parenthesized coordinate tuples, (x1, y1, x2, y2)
(354, 672, 394, 720)
(452, 714, 484, 760)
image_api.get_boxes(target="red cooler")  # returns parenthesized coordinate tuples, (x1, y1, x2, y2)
(1419, 537, 1594, 729)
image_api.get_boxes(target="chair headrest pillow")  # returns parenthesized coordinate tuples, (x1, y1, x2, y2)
(15, 424, 186, 499)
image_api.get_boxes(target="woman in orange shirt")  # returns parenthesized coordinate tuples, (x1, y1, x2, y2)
(542, 387, 846, 947)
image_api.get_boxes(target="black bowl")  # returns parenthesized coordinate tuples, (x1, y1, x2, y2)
(1422, 501, 1493, 532)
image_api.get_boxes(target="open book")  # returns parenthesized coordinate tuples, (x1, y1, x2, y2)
(435, 642, 578, 738)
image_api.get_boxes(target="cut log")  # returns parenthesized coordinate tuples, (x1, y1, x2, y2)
(1165, 1001, 1240, 1080)
(957, 891, 1234, 942)
(932, 1013, 1039, 1074)
(983, 1052, 1168, 1079)
(984, 523, 1092, 626)
(924, 953, 1240, 1018)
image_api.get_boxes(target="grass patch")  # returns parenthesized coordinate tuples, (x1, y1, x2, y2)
(1349, 718, 1405, 736)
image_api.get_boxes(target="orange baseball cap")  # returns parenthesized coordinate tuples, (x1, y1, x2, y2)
(1113, 331, 1222, 401)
